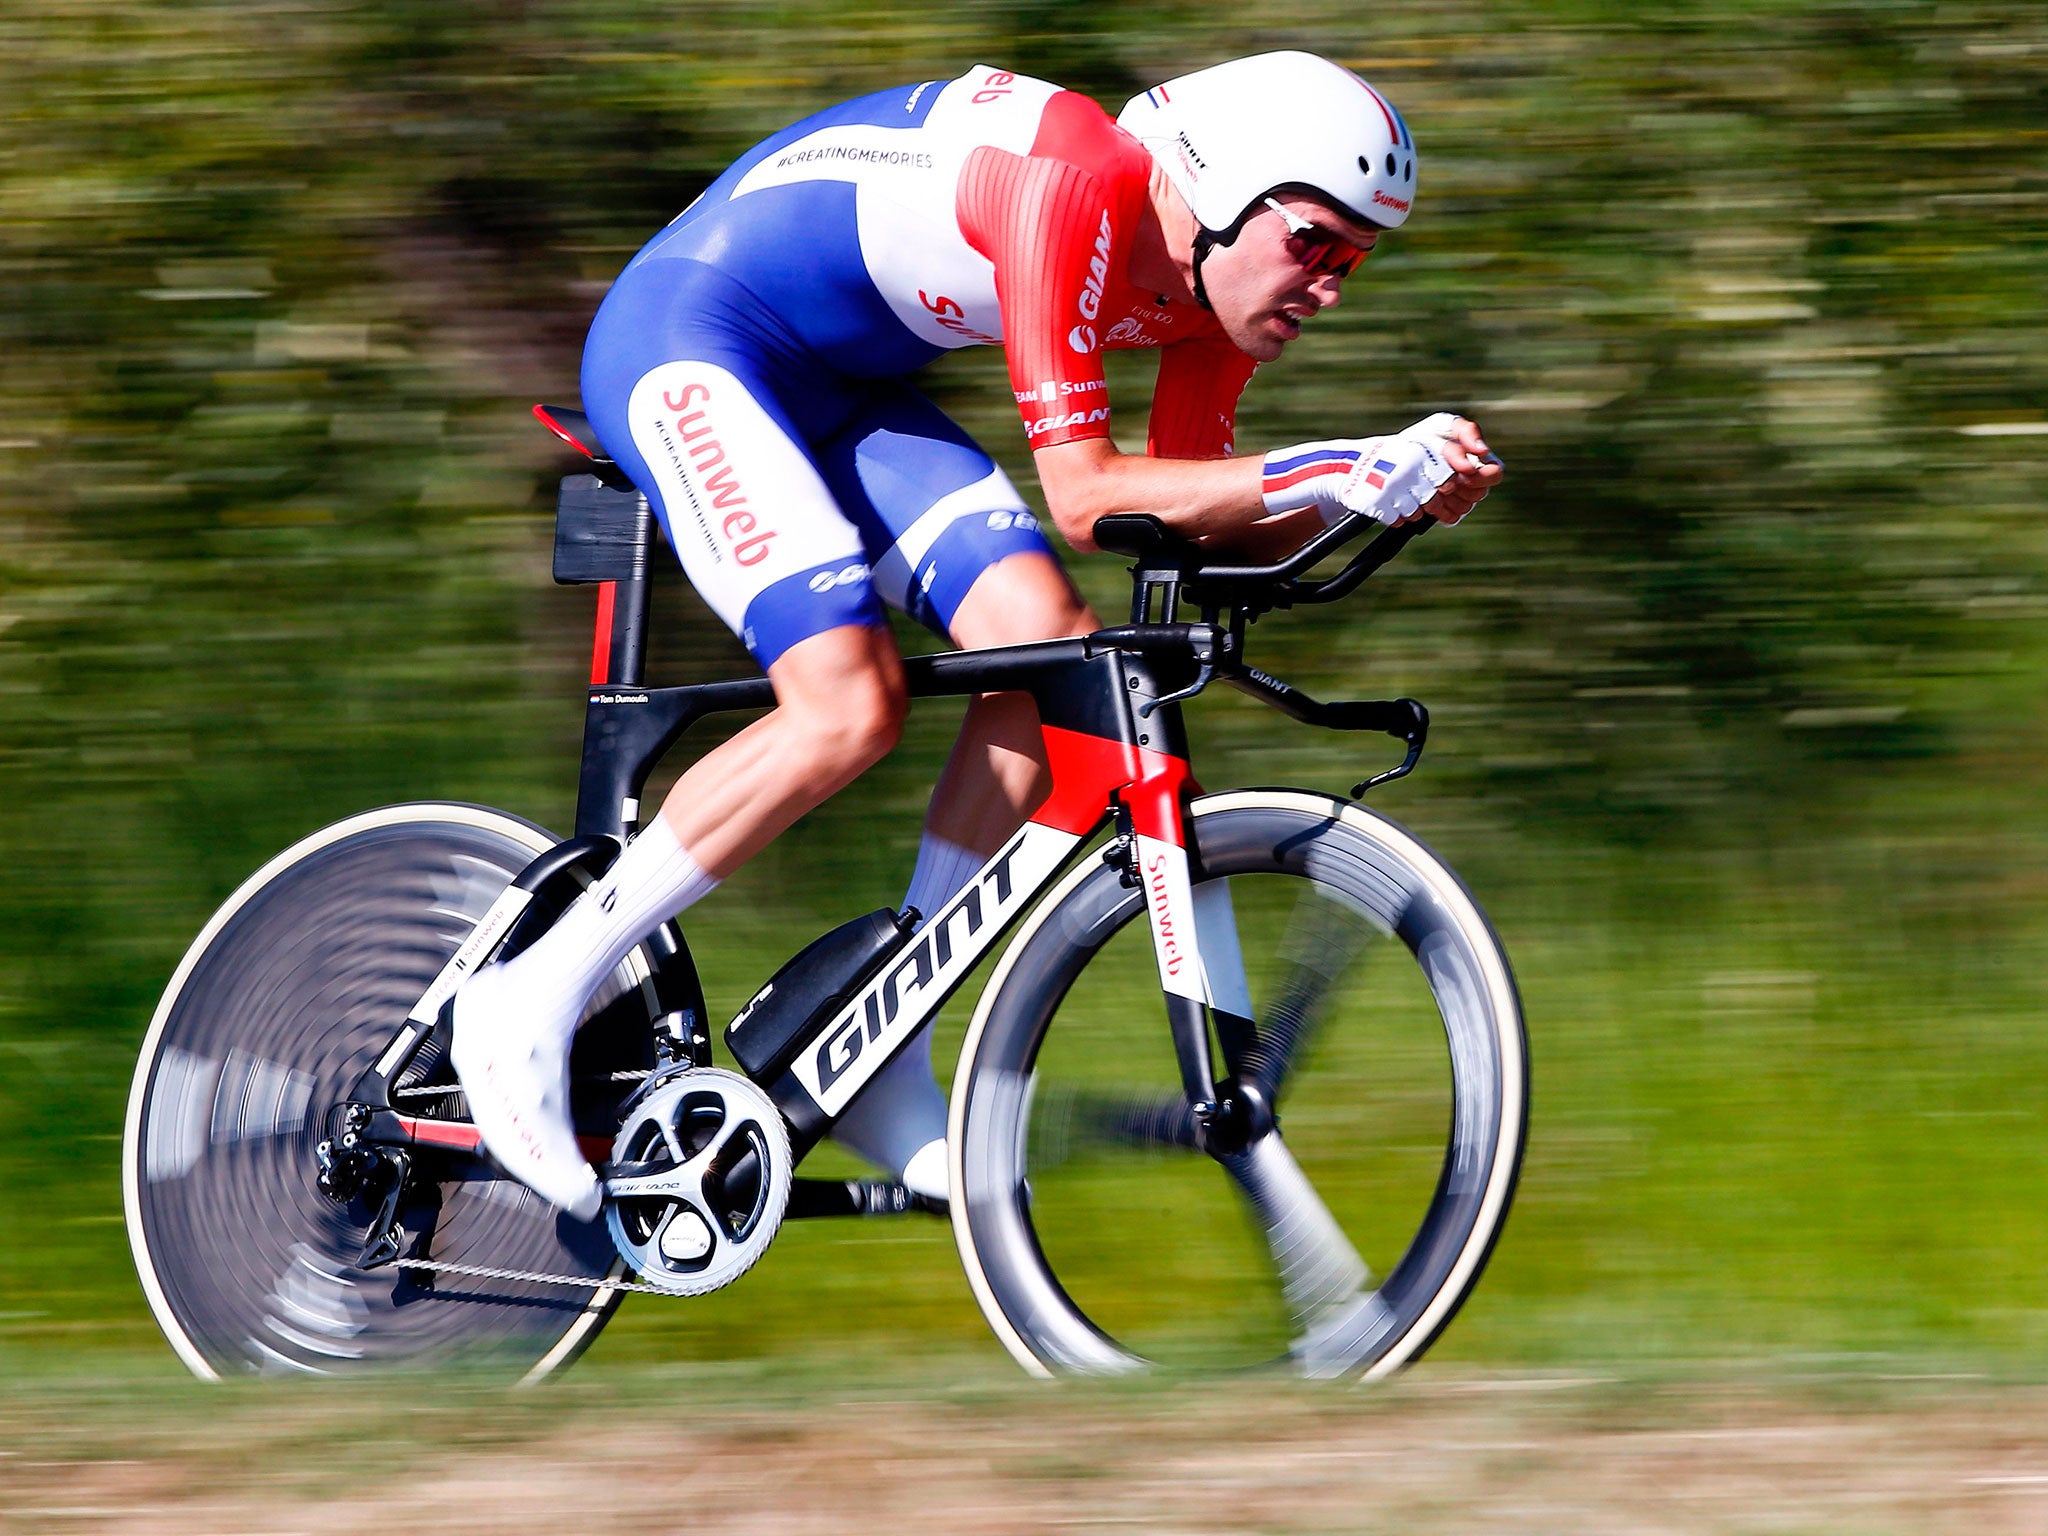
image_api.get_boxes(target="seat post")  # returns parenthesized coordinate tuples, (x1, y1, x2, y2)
(554, 474, 656, 688)
(597, 493, 653, 689)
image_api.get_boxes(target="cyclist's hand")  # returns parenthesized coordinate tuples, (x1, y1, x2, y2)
(1261, 433, 1448, 528)
(1339, 433, 1456, 525)
(1394, 413, 1502, 527)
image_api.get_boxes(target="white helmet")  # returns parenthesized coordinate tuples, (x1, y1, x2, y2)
(1117, 51, 1418, 236)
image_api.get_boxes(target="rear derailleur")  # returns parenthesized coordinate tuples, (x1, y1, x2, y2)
(315, 1103, 413, 1268)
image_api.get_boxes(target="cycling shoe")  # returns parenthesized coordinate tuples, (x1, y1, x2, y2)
(448, 966, 603, 1221)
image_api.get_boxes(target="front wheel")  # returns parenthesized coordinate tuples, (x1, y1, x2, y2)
(949, 791, 1526, 1378)
(124, 803, 668, 1381)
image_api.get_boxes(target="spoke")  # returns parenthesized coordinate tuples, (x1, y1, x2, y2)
(1221, 1131, 1376, 1364)
(1025, 1083, 1203, 1171)
(1242, 893, 1376, 1104)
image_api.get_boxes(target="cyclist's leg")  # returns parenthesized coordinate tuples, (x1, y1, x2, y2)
(814, 387, 1097, 1197)
(926, 551, 1099, 855)
(453, 283, 903, 1214)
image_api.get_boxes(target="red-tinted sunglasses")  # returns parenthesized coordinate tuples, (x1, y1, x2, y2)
(1264, 197, 1373, 279)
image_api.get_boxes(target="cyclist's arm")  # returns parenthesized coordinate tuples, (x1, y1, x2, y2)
(1035, 334, 1316, 554)
(1033, 438, 1322, 555)
(1038, 426, 1501, 553)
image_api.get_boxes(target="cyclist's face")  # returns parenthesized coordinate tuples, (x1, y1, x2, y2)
(1206, 194, 1379, 361)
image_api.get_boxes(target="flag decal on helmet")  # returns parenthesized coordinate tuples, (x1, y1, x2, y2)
(1356, 79, 1413, 150)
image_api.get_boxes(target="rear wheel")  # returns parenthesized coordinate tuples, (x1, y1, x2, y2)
(124, 803, 664, 1380)
(950, 791, 1526, 1378)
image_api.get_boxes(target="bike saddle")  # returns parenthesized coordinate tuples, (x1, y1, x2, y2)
(535, 403, 638, 491)
(533, 403, 612, 463)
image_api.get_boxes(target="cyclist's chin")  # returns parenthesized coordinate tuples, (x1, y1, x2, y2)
(1227, 316, 1294, 363)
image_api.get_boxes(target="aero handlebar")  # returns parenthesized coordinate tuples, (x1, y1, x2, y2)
(1091, 510, 1435, 613)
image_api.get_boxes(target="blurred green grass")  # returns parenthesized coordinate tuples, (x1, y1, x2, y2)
(3, 0, 2046, 1385)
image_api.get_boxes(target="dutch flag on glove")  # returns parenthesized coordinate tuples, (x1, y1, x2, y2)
(1262, 433, 1453, 527)
(1261, 443, 1364, 501)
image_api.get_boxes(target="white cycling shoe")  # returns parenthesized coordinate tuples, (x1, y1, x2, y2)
(448, 965, 604, 1222)
(900, 1138, 949, 1203)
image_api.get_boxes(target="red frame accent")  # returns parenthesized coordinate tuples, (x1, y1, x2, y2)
(398, 1115, 610, 1165)
(1031, 723, 1195, 845)
(532, 403, 598, 459)
(590, 581, 616, 685)
(397, 1115, 483, 1151)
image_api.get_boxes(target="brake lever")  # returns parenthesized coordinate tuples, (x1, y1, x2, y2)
(1139, 656, 1215, 718)
(1346, 698, 1429, 796)
(1136, 626, 1231, 718)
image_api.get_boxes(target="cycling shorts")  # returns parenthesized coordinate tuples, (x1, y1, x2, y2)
(580, 257, 1057, 670)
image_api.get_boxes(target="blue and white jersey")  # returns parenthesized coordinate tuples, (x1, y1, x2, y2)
(624, 68, 1064, 378)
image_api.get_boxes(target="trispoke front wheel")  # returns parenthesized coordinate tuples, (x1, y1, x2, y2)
(949, 792, 1526, 1379)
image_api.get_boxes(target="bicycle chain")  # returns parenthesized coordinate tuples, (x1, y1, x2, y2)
(391, 1068, 649, 1102)
(386, 1067, 680, 1293)
(387, 1061, 738, 1294)
(394, 1254, 677, 1296)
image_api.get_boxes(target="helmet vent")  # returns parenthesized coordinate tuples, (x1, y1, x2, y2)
(1384, 152, 1397, 176)
(1405, 159, 1414, 181)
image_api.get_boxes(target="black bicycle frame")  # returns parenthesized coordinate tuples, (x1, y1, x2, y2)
(339, 464, 1432, 1192)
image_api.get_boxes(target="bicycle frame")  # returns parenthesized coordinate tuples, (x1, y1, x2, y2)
(342, 465, 1431, 1189)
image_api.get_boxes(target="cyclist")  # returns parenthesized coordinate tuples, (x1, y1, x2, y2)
(451, 51, 1504, 1219)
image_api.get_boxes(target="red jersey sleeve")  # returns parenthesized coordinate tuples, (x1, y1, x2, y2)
(1147, 338, 1258, 460)
(957, 92, 1145, 451)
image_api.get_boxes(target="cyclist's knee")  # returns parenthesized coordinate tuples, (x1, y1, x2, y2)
(823, 675, 906, 769)
(767, 624, 907, 778)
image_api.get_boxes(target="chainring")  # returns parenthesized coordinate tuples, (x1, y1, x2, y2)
(603, 1068, 791, 1296)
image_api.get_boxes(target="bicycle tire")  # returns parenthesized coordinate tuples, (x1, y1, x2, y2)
(123, 803, 657, 1381)
(949, 790, 1526, 1378)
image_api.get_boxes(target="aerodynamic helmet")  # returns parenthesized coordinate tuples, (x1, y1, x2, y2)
(1116, 51, 1418, 236)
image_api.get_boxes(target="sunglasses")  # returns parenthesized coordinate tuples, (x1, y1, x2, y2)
(1264, 197, 1373, 279)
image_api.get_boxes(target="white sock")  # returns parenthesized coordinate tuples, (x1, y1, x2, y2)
(901, 830, 984, 929)
(450, 818, 717, 1217)
(830, 1025, 949, 1196)
(495, 816, 718, 1048)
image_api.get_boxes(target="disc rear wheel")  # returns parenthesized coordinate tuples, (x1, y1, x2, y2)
(124, 804, 661, 1380)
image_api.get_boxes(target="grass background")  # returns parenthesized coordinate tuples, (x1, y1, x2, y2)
(2, 0, 2046, 1390)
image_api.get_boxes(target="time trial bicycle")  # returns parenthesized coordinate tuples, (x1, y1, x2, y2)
(123, 404, 1526, 1382)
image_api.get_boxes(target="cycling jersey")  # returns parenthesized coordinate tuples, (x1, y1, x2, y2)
(582, 65, 1260, 668)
